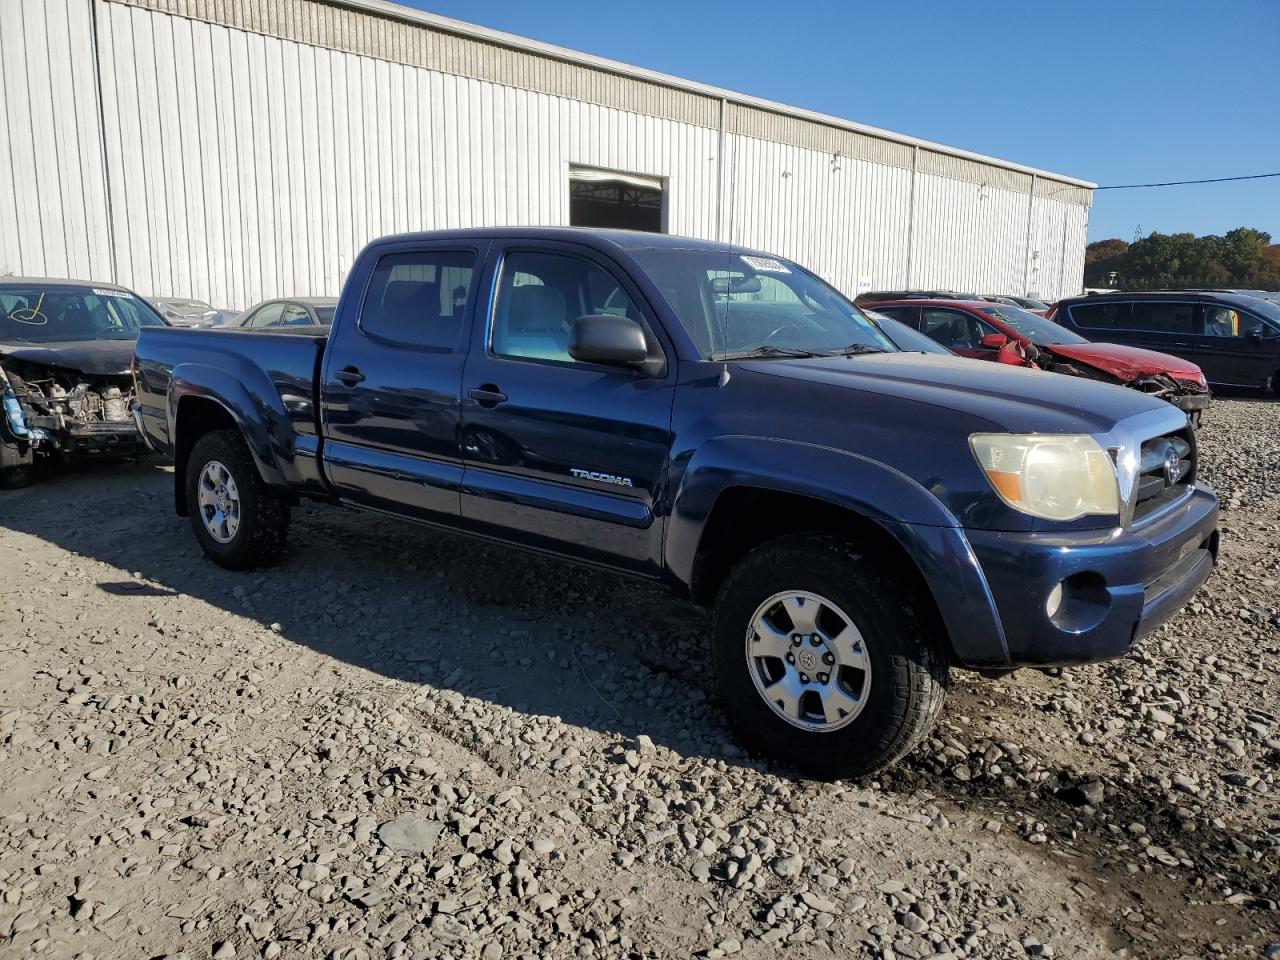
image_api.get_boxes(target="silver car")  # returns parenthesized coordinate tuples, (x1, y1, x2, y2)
(234, 297, 337, 329)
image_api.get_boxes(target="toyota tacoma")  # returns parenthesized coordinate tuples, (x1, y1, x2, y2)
(132, 229, 1219, 778)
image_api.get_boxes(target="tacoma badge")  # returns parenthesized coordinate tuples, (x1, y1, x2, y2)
(570, 468, 633, 487)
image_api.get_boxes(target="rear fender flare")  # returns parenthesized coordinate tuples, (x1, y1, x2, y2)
(666, 436, 1011, 667)
(168, 362, 293, 490)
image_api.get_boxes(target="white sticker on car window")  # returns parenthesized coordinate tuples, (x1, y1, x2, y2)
(740, 255, 791, 274)
(92, 288, 132, 298)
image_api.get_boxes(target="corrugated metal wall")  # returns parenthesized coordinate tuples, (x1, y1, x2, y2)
(0, 0, 114, 281)
(94, 0, 719, 307)
(0, 0, 1092, 308)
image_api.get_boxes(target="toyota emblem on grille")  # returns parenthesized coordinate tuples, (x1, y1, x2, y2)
(1163, 447, 1183, 485)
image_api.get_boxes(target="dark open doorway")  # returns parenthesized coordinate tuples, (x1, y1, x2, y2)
(568, 167, 664, 233)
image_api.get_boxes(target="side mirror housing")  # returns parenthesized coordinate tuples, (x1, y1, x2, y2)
(569, 314, 652, 369)
(979, 332, 1010, 350)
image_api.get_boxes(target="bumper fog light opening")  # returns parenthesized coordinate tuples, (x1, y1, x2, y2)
(1047, 571, 1111, 634)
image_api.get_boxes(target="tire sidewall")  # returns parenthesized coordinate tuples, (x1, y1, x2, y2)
(185, 432, 262, 566)
(713, 540, 932, 777)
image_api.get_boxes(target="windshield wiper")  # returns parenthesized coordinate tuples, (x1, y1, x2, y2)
(719, 345, 826, 360)
(831, 342, 888, 356)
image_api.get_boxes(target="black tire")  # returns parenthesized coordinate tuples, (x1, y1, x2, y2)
(185, 429, 290, 569)
(712, 534, 949, 779)
(0, 437, 33, 489)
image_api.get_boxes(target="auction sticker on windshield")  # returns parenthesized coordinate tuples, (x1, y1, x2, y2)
(740, 255, 790, 274)
(92, 288, 132, 298)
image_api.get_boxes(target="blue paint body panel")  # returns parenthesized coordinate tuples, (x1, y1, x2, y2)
(132, 227, 1221, 670)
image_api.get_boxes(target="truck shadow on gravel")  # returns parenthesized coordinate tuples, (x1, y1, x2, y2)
(1, 458, 1271, 951)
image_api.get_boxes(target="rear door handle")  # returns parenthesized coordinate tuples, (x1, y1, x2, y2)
(335, 366, 365, 385)
(468, 385, 508, 407)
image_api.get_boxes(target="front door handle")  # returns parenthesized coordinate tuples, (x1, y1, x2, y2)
(335, 366, 365, 385)
(468, 385, 508, 408)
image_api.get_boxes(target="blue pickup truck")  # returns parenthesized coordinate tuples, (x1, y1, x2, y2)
(132, 228, 1219, 777)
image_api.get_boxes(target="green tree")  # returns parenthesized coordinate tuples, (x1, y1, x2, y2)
(1083, 227, 1277, 290)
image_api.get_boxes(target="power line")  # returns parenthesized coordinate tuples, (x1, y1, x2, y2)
(1095, 172, 1280, 190)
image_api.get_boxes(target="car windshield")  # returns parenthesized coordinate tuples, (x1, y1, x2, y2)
(977, 304, 1087, 345)
(314, 305, 336, 324)
(629, 248, 894, 359)
(0, 285, 166, 342)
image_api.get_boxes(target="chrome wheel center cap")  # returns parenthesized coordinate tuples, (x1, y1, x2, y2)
(798, 648, 819, 672)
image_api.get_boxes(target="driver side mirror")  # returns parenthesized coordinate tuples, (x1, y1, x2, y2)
(569, 314, 651, 369)
(979, 333, 1009, 350)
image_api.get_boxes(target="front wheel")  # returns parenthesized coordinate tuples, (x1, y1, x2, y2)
(185, 429, 290, 569)
(712, 534, 949, 779)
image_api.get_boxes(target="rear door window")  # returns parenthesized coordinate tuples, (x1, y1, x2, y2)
(1130, 302, 1193, 334)
(920, 308, 989, 349)
(360, 250, 476, 350)
(867, 305, 919, 327)
(1068, 301, 1131, 330)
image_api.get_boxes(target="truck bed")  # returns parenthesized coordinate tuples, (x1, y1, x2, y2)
(133, 325, 329, 495)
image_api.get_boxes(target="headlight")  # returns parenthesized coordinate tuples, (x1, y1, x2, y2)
(970, 433, 1119, 521)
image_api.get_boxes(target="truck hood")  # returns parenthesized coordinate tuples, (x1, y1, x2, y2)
(1043, 341, 1203, 383)
(0, 339, 136, 376)
(741, 351, 1173, 436)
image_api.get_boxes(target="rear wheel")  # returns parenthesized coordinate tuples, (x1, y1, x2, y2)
(185, 429, 290, 569)
(712, 534, 948, 779)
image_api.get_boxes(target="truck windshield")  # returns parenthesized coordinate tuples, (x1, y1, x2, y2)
(630, 248, 894, 360)
(976, 304, 1088, 345)
(0, 285, 166, 342)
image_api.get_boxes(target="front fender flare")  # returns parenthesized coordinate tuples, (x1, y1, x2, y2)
(666, 436, 1011, 667)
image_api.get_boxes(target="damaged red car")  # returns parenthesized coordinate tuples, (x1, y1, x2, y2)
(865, 299, 1211, 425)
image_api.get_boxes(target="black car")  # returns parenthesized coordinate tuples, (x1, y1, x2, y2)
(0, 278, 167, 486)
(234, 297, 338, 329)
(1051, 291, 1280, 394)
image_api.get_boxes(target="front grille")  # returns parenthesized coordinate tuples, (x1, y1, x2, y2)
(1132, 428, 1195, 522)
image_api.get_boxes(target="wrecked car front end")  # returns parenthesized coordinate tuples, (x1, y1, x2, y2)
(1, 356, 143, 454)
(1039, 345, 1212, 425)
(0, 280, 167, 485)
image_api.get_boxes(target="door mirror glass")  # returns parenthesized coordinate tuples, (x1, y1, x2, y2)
(569, 314, 649, 366)
(979, 333, 1009, 350)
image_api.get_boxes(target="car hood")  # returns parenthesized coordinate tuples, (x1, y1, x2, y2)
(740, 351, 1172, 435)
(1043, 341, 1203, 382)
(0, 339, 137, 376)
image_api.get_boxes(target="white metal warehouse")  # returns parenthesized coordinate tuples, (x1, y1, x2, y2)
(0, 0, 1095, 310)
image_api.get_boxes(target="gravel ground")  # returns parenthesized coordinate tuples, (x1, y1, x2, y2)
(1, 397, 1278, 960)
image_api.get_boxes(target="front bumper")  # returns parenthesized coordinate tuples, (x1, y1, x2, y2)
(1173, 392, 1212, 414)
(962, 484, 1219, 666)
(16, 414, 146, 456)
